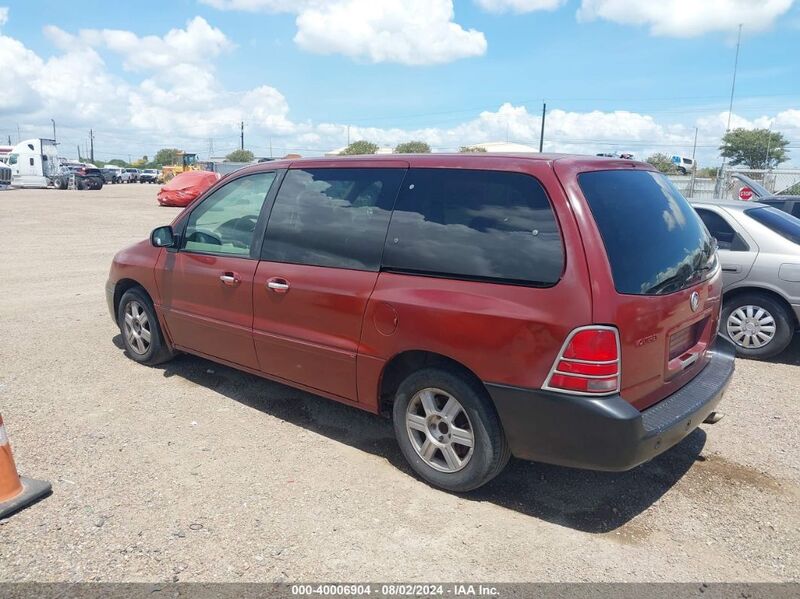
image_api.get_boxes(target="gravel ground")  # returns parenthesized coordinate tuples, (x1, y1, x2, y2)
(0, 184, 799, 582)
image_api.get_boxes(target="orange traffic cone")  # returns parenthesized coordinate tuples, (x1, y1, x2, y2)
(0, 414, 51, 518)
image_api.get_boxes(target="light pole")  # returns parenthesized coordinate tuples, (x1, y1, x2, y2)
(716, 23, 743, 197)
(51, 119, 56, 143)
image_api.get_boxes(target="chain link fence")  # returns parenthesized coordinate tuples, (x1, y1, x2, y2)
(672, 168, 800, 200)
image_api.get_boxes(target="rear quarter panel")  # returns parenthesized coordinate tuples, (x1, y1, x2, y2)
(357, 160, 593, 412)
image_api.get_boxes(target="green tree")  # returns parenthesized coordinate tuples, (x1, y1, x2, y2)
(720, 128, 789, 170)
(107, 159, 128, 168)
(645, 153, 678, 174)
(340, 140, 379, 155)
(153, 148, 182, 167)
(394, 141, 431, 153)
(459, 145, 487, 153)
(226, 149, 255, 162)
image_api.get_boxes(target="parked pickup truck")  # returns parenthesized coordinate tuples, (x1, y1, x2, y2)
(120, 168, 140, 183)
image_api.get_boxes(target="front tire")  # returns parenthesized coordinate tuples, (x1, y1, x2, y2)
(392, 368, 510, 492)
(117, 288, 174, 366)
(722, 292, 794, 359)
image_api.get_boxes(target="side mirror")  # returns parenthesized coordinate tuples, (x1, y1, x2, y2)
(151, 225, 176, 248)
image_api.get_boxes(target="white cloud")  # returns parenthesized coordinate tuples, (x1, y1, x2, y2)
(0, 7, 8, 27)
(202, 0, 486, 64)
(64, 16, 233, 71)
(577, 0, 795, 37)
(293, 0, 486, 64)
(475, 0, 566, 13)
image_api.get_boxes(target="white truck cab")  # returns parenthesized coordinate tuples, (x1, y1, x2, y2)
(8, 138, 61, 188)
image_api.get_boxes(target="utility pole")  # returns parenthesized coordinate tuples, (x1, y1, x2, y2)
(539, 102, 547, 152)
(347, 125, 351, 146)
(51, 119, 56, 143)
(726, 24, 743, 133)
(689, 127, 698, 197)
(240, 121, 244, 151)
(764, 126, 772, 171)
(16, 124, 21, 143)
(6, 135, 10, 145)
(77, 145, 82, 161)
(89, 129, 95, 163)
(717, 24, 743, 197)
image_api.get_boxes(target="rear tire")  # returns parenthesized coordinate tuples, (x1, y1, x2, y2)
(722, 292, 794, 359)
(392, 367, 510, 492)
(117, 288, 174, 366)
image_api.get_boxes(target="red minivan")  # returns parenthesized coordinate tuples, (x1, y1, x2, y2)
(107, 154, 735, 491)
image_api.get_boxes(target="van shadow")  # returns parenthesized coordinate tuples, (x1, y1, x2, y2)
(113, 336, 705, 533)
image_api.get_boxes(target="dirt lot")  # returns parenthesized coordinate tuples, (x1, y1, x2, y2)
(1, 184, 799, 582)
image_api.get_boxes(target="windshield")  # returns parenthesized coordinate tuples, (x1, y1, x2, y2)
(579, 169, 717, 295)
(8, 153, 18, 165)
(745, 206, 800, 245)
(733, 173, 770, 198)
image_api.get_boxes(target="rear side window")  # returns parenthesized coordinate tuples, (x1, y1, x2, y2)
(382, 168, 564, 285)
(745, 206, 800, 245)
(694, 208, 748, 251)
(579, 170, 715, 295)
(262, 168, 405, 271)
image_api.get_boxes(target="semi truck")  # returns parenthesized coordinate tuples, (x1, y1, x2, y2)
(7, 138, 66, 188)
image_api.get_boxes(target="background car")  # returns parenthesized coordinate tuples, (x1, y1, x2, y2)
(102, 166, 123, 183)
(671, 155, 696, 174)
(156, 170, 220, 206)
(120, 168, 140, 183)
(692, 198, 800, 359)
(139, 169, 160, 184)
(100, 168, 119, 184)
(730, 172, 800, 217)
(68, 165, 104, 190)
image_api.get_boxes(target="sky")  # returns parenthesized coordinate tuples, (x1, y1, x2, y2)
(1, 0, 799, 166)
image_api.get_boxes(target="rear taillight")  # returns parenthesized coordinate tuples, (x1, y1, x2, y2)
(544, 326, 621, 396)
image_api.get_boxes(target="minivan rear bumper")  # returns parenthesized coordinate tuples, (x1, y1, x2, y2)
(486, 335, 736, 471)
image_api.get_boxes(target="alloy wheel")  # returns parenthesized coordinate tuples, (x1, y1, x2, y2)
(405, 388, 474, 473)
(123, 300, 152, 355)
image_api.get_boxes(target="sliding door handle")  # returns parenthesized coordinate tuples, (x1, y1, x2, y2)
(266, 278, 290, 294)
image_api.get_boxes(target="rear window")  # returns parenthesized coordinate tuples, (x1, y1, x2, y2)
(382, 168, 564, 285)
(745, 206, 800, 245)
(579, 170, 715, 295)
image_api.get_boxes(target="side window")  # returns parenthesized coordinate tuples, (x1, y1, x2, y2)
(791, 203, 800, 219)
(183, 172, 276, 256)
(262, 168, 405, 270)
(382, 168, 564, 285)
(29, 158, 34, 166)
(695, 208, 747, 251)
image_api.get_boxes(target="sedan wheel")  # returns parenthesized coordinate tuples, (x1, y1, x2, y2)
(726, 305, 776, 349)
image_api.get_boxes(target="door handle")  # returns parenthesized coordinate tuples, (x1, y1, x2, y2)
(219, 272, 241, 286)
(266, 277, 290, 294)
(722, 265, 741, 273)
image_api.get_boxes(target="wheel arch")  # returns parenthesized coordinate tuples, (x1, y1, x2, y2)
(113, 278, 150, 318)
(377, 350, 487, 417)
